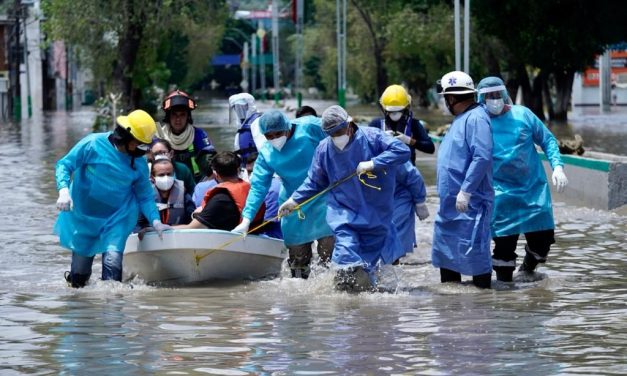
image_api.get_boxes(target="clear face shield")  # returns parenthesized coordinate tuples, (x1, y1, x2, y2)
(229, 101, 249, 128)
(478, 85, 512, 115)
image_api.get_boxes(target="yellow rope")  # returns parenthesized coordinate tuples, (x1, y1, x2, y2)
(194, 169, 382, 266)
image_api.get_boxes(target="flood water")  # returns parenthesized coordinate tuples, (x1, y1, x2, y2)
(0, 100, 625, 375)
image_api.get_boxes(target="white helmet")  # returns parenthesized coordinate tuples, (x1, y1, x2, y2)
(438, 71, 476, 95)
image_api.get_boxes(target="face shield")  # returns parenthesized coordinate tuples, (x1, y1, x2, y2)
(477, 85, 511, 105)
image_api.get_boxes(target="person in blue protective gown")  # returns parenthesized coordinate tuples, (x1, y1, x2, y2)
(477, 76, 569, 282)
(279, 105, 410, 292)
(432, 71, 494, 289)
(55, 110, 171, 288)
(232, 111, 334, 279)
(392, 161, 430, 264)
(244, 152, 283, 240)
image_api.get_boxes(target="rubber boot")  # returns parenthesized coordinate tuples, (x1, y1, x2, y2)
(494, 267, 513, 282)
(334, 266, 373, 293)
(67, 272, 90, 288)
(472, 273, 492, 289)
(290, 266, 310, 280)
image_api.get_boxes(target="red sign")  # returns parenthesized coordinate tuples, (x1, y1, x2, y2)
(583, 50, 627, 86)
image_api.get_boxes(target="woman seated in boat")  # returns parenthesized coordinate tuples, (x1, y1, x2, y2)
(175, 151, 265, 231)
(137, 155, 196, 231)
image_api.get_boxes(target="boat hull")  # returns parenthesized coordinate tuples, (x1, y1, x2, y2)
(122, 229, 287, 285)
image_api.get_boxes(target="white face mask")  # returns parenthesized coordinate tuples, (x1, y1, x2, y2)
(388, 112, 403, 122)
(332, 134, 350, 150)
(486, 99, 505, 115)
(269, 135, 287, 151)
(155, 175, 175, 191)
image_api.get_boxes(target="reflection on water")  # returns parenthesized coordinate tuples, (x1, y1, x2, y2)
(0, 104, 625, 374)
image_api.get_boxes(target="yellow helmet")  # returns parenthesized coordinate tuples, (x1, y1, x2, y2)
(379, 85, 411, 111)
(116, 109, 156, 144)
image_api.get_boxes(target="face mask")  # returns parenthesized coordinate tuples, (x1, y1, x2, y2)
(332, 134, 350, 150)
(154, 175, 175, 191)
(388, 112, 403, 122)
(486, 99, 505, 115)
(269, 135, 287, 151)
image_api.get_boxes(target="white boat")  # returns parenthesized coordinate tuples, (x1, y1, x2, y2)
(122, 229, 287, 285)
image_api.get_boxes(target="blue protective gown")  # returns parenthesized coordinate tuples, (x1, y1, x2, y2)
(392, 161, 427, 260)
(432, 105, 494, 276)
(291, 127, 410, 273)
(491, 105, 563, 237)
(54, 133, 160, 257)
(241, 116, 333, 246)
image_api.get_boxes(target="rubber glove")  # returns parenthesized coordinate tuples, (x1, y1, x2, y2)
(415, 202, 430, 220)
(384, 130, 395, 136)
(278, 198, 298, 217)
(152, 219, 172, 239)
(455, 191, 471, 212)
(551, 165, 568, 193)
(356, 160, 375, 174)
(232, 218, 251, 234)
(56, 187, 72, 211)
(395, 133, 412, 145)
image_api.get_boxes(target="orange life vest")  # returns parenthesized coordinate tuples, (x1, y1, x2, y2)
(202, 180, 266, 230)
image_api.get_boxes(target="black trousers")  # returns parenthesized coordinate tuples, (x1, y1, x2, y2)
(440, 268, 492, 289)
(492, 229, 555, 280)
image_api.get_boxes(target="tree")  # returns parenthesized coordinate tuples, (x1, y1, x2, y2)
(43, 0, 228, 109)
(474, 0, 627, 120)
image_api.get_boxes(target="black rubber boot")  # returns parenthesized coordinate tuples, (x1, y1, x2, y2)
(494, 267, 513, 282)
(67, 272, 90, 288)
(519, 253, 539, 273)
(472, 273, 492, 289)
(334, 267, 373, 293)
(290, 266, 310, 280)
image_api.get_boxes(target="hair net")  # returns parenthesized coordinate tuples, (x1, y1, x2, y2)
(321, 105, 352, 135)
(259, 110, 291, 134)
(477, 76, 511, 104)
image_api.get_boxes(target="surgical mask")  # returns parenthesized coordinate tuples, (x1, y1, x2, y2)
(388, 112, 403, 122)
(486, 99, 505, 115)
(154, 175, 175, 191)
(269, 135, 287, 151)
(332, 134, 350, 150)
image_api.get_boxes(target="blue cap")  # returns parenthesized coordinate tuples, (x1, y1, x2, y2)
(259, 110, 290, 134)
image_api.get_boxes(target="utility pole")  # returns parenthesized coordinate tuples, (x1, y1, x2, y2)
(294, 0, 304, 108)
(454, 0, 471, 74)
(258, 21, 266, 101)
(10, 0, 21, 121)
(23, 4, 32, 118)
(336, 0, 346, 107)
(271, 0, 280, 105)
(599, 51, 611, 113)
(251, 33, 257, 95)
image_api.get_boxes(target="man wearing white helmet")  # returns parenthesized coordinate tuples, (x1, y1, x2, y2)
(432, 71, 494, 289)
(229, 93, 265, 165)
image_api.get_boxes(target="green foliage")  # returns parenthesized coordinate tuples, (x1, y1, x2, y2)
(43, 0, 228, 106)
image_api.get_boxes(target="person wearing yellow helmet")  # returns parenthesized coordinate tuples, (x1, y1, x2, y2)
(369, 84, 435, 163)
(160, 90, 214, 182)
(55, 109, 172, 288)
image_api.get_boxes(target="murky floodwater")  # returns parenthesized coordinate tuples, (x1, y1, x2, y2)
(0, 101, 625, 375)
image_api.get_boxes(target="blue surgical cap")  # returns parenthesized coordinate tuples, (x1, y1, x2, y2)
(477, 76, 510, 104)
(259, 110, 290, 134)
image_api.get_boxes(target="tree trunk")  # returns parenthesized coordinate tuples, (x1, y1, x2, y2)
(551, 69, 574, 121)
(112, 3, 146, 109)
(350, 0, 387, 99)
(542, 74, 554, 120)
